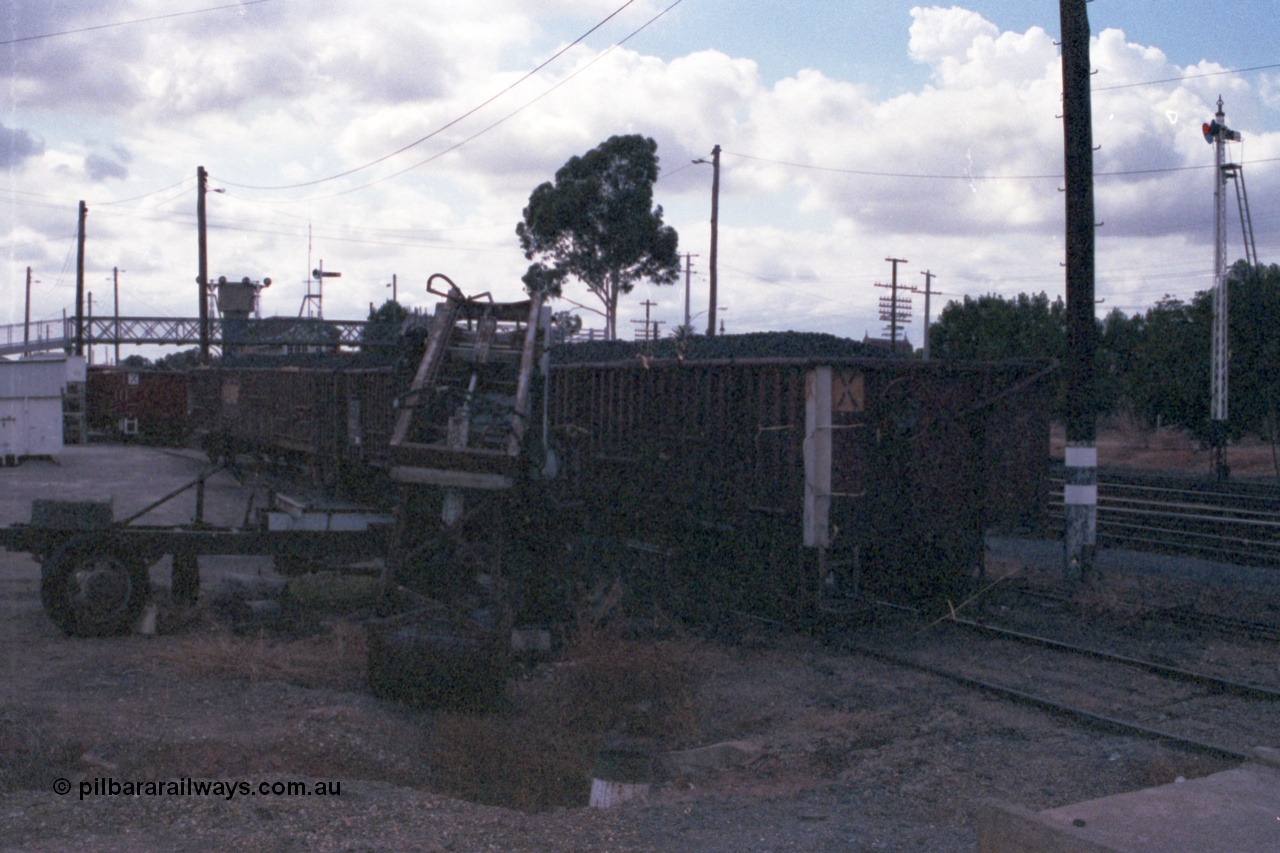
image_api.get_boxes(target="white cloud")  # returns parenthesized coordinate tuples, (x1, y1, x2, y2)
(908, 5, 1000, 82)
(0, 3, 1275, 345)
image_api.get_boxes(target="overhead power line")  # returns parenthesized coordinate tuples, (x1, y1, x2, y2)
(0, 1, 274, 46)
(97, 176, 194, 206)
(1094, 62, 1280, 92)
(723, 151, 1280, 182)
(219, 0, 651, 192)
(218, 0, 685, 202)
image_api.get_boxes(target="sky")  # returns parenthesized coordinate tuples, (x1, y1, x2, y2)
(2, 0, 1278, 359)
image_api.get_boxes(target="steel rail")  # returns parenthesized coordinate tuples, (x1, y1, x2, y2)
(843, 640, 1252, 762)
(1045, 471, 1280, 565)
(946, 616, 1280, 703)
(1042, 524, 1280, 564)
(985, 579, 1280, 642)
(1057, 500, 1280, 525)
(1059, 517, 1280, 551)
(1093, 502, 1280, 526)
(1048, 488, 1280, 517)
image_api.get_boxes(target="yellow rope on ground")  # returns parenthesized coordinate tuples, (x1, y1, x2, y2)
(921, 562, 1028, 631)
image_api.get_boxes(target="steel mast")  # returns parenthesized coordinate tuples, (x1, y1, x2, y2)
(1206, 97, 1241, 480)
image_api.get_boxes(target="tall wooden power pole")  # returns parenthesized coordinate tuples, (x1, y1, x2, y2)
(197, 166, 210, 363)
(75, 201, 87, 357)
(23, 266, 32, 356)
(682, 252, 699, 329)
(1060, 0, 1098, 583)
(707, 144, 720, 337)
(920, 270, 935, 360)
(883, 257, 909, 354)
(112, 266, 121, 366)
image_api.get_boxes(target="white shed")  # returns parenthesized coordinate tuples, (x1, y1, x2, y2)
(0, 357, 80, 463)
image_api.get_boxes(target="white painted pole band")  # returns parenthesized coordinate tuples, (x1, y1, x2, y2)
(1064, 484, 1097, 506)
(1065, 446, 1097, 468)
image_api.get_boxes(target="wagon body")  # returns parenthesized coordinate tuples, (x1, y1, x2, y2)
(185, 346, 1053, 614)
(546, 357, 1052, 612)
(87, 367, 188, 444)
(187, 359, 400, 497)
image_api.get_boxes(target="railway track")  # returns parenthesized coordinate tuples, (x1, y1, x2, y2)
(982, 576, 1280, 643)
(1046, 466, 1280, 566)
(844, 612, 1280, 761)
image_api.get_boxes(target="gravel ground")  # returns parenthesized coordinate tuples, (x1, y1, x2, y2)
(1, 446, 1276, 851)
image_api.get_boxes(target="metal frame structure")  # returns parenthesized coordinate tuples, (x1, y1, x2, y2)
(3, 468, 391, 636)
(0, 316, 397, 358)
(1206, 97, 1250, 480)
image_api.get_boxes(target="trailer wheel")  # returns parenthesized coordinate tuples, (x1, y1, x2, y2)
(40, 535, 151, 637)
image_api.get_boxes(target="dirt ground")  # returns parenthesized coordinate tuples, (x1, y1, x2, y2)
(1050, 421, 1279, 480)
(0, 439, 1274, 851)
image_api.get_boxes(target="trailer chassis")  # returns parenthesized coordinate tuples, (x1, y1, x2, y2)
(1, 465, 393, 637)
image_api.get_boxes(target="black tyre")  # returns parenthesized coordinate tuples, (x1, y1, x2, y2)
(40, 535, 151, 637)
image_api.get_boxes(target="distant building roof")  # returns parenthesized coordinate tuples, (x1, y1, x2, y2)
(861, 333, 913, 353)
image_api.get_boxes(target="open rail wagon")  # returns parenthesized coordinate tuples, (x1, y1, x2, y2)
(8, 275, 1052, 703)
(184, 286, 1053, 625)
(86, 366, 188, 445)
(543, 353, 1052, 619)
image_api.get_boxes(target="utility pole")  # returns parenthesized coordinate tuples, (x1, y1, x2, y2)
(882, 258, 909, 354)
(1060, 0, 1098, 584)
(23, 266, 33, 356)
(682, 253, 699, 329)
(197, 166, 210, 363)
(75, 201, 87, 357)
(632, 299, 661, 341)
(920, 270, 935, 360)
(874, 279, 913, 354)
(112, 266, 121, 366)
(706, 145, 720, 336)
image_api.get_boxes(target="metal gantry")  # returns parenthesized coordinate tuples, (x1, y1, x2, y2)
(0, 315, 394, 358)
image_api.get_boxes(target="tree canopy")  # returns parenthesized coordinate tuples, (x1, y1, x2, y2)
(516, 134, 680, 339)
(367, 299, 408, 325)
(362, 299, 409, 349)
(931, 292, 1066, 362)
(155, 348, 201, 371)
(929, 265, 1280, 457)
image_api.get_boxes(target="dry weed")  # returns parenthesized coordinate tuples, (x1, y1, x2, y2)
(549, 619, 708, 739)
(426, 712, 594, 812)
(423, 622, 712, 812)
(155, 619, 367, 691)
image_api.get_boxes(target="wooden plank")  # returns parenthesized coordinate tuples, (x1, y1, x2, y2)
(390, 440, 521, 472)
(507, 298, 547, 455)
(390, 299, 459, 448)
